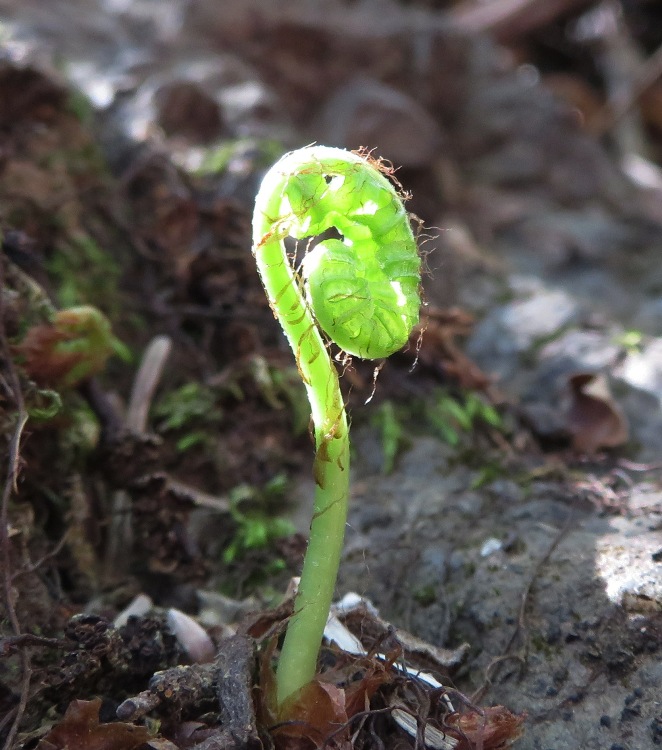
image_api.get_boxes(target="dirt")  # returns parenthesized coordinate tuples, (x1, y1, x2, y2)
(1, 1, 662, 749)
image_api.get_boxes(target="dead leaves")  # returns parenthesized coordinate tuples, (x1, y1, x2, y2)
(252, 594, 524, 750)
(33, 676, 525, 750)
(446, 705, 526, 750)
(273, 679, 350, 749)
(565, 372, 629, 454)
(256, 625, 396, 750)
(408, 306, 492, 391)
(36, 699, 150, 750)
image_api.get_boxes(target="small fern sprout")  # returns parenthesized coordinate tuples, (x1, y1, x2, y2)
(251, 146, 421, 710)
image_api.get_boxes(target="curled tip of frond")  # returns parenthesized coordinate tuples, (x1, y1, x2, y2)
(353, 147, 411, 200)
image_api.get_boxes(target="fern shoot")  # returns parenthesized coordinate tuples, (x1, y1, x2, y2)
(251, 146, 420, 709)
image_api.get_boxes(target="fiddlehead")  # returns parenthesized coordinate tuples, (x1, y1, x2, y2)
(270, 147, 420, 359)
(252, 146, 420, 709)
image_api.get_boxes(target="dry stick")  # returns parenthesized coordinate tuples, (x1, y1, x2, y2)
(165, 478, 229, 513)
(0, 259, 31, 750)
(104, 335, 172, 579)
(450, 0, 592, 44)
(126, 335, 173, 433)
(592, 41, 662, 136)
(471, 512, 575, 704)
(617, 458, 662, 472)
(11, 529, 71, 580)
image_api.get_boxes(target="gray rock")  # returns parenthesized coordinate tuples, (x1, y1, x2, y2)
(613, 381, 662, 461)
(533, 329, 621, 396)
(633, 296, 662, 335)
(316, 76, 443, 168)
(619, 338, 662, 406)
(596, 515, 662, 613)
(467, 288, 581, 381)
(520, 401, 568, 441)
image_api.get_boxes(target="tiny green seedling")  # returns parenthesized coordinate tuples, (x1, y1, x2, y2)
(252, 146, 421, 710)
(223, 474, 294, 566)
(428, 389, 503, 446)
(153, 381, 223, 453)
(372, 400, 406, 475)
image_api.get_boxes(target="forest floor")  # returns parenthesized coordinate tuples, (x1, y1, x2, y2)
(1, 1, 662, 749)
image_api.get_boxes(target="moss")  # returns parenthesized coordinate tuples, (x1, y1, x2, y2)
(530, 629, 556, 657)
(195, 138, 285, 176)
(65, 88, 96, 127)
(412, 585, 437, 607)
(47, 234, 122, 312)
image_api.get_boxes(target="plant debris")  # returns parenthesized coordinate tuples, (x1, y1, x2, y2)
(565, 372, 629, 454)
(35, 699, 150, 750)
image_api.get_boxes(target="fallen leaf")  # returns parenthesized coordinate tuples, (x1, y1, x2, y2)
(36, 698, 150, 750)
(407, 306, 492, 391)
(565, 372, 629, 453)
(446, 705, 526, 750)
(256, 629, 393, 750)
(272, 679, 349, 750)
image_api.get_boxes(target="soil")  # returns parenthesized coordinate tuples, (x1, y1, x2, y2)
(1, 2, 662, 750)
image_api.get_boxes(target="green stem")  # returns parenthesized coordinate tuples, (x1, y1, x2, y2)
(252, 152, 350, 708)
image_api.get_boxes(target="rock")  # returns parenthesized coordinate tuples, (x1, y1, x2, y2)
(596, 516, 662, 613)
(614, 383, 662, 462)
(534, 330, 621, 393)
(498, 290, 580, 349)
(154, 80, 224, 142)
(520, 401, 568, 442)
(507, 209, 630, 266)
(619, 338, 662, 407)
(316, 76, 443, 168)
(467, 287, 581, 381)
(632, 296, 662, 335)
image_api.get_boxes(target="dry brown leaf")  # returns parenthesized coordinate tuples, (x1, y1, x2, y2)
(542, 73, 604, 127)
(36, 698, 150, 750)
(408, 306, 491, 390)
(446, 705, 526, 750)
(272, 679, 349, 750)
(565, 372, 629, 454)
(256, 630, 393, 749)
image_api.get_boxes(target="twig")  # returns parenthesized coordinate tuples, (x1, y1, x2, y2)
(0, 256, 32, 750)
(450, 0, 592, 44)
(616, 458, 662, 472)
(472, 512, 574, 703)
(1, 633, 66, 656)
(11, 529, 70, 580)
(592, 40, 662, 136)
(166, 478, 230, 513)
(104, 335, 172, 579)
(126, 335, 172, 433)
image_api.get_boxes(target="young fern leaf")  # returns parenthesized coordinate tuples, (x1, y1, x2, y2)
(252, 146, 421, 710)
